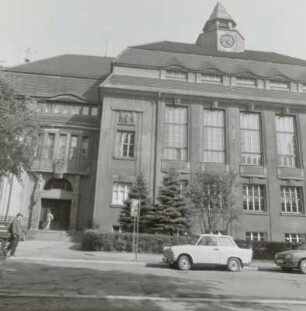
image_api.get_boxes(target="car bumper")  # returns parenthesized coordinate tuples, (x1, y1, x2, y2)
(274, 259, 298, 268)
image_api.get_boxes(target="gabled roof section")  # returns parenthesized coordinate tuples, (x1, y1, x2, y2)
(6, 54, 113, 79)
(130, 41, 306, 66)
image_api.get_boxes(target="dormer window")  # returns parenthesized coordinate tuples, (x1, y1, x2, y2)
(165, 70, 188, 81)
(270, 80, 289, 90)
(201, 74, 222, 84)
(236, 77, 256, 87)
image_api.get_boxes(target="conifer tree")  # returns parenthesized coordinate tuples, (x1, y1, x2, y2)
(149, 169, 190, 235)
(118, 172, 152, 233)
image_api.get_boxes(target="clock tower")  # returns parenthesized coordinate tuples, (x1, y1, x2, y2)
(196, 2, 245, 53)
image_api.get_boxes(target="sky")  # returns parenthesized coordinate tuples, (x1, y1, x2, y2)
(1, 0, 306, 67)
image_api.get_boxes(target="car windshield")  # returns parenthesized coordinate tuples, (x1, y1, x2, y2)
(188, 235, 200, 245)
(298, 243, 306, 250)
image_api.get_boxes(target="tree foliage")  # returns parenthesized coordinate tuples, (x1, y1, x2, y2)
(188, 169, 240, 234)
(0, 77, 39, 178)
(118, 172, 152, 233)
(147, 169, 190, 235)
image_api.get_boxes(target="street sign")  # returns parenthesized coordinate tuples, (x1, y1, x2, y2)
(130, 199, 139, 217)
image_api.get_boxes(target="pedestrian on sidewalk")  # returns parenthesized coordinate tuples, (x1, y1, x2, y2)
(6, 213, 25, 257)
(44, 209, 54, 230)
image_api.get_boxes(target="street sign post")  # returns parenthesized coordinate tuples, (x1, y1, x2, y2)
(131, 199, 140, 260)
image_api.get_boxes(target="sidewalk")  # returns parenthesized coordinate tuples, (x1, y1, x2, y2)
(6, 239, 276, 270)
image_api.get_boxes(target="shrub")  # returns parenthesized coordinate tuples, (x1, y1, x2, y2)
(81, 230, 192, 253)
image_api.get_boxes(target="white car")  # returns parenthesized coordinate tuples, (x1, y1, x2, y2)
(163, 234, 253, 271)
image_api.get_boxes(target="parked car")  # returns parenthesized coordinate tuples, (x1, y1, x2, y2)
(274, 243, 306, 274)
(163, 234, 253, 271)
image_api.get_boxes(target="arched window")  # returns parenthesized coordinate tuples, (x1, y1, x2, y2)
(44, 178, 73, 191)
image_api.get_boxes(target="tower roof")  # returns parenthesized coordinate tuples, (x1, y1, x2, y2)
(204, 2, 236, 31)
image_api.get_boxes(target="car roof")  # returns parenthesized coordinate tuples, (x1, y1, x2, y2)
(199, 234, 231, 238)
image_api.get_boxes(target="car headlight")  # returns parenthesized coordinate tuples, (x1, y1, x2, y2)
(285, 254, 293, 259)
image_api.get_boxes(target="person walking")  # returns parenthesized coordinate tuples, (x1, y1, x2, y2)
(6, 213, 24, 257)
(44, 209, 54, 230)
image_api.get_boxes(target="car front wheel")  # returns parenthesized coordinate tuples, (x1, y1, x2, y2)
(227, 258, 241, 272)
(299, 259, 306, 274)
(177, 255, 191, 271)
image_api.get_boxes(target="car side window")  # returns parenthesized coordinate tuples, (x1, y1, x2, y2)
(218, 237, 234, 247)
(198, 236, 217, 246)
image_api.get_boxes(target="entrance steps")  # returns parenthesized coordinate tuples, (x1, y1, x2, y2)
(26, 230, 71, 241)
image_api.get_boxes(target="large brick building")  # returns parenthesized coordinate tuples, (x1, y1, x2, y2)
(1, 3, 306, 242)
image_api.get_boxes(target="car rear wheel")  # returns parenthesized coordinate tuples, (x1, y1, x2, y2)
(227, 258, 241, 272)
(299, 259, 306, 274)
(177, 255, 191, 271)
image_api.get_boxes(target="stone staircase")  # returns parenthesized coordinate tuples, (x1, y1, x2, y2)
(26, 230, 71, 241)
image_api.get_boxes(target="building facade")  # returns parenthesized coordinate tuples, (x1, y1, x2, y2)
(1, 3, 306, 241)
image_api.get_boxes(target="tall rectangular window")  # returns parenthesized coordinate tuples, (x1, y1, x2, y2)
(81, 137, 90, 161)
(243, 184, 266, 212)
(240, 112, 262, 165)
(57, 134, 67, 159)
(203, 109, 225, 163)
(69, 136, 78, 160)
(115, 131, 135, 158)
(34, 133, 43, 158)
(112, 183, 130, 205)
(276, 115, 298, 167)
(281, 186, 303, 213)
(42, 133, 55, 159)
(163, 106, 188, 161)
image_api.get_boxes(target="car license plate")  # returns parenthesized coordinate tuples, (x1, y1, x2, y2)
(276, 259, 283, 264)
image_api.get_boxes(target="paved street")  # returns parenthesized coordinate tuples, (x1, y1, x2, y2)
(0, 240, 306, 310)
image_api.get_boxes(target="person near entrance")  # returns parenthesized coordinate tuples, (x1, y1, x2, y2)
(6, 213, 25, 257)
(44, 209, 54, 230)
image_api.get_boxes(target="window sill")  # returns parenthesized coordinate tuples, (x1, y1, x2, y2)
(113, 156, 135, 161)
(110, 204, 124, 208)
(243, 211, 268, 216)
(280, 212, 306, 217)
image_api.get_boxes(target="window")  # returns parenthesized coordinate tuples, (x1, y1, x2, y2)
(270, 80, 289, 90)
(42, 133, 55, 159)
(285, 233, 302, 244)
(82, 107, 89, 115)
(240, 112, 262, 165)
(200, 74, 222, 83)
(81, 137, 90, 161)
(198, 236, 217, 246)
(276, 115, 298, 167)
(236, 77, 256, 87)
(118, 111, 134, 124)
(115, 131, 135, 158)
(91, 107, 98, 116)
(302, 84, 306, 92)
(112, 183, 130, 205)
(34, 133, 43, 158)
(246, 232, 267, 241)
(179, 180, 189, 198)
(165, 70, 187, 81)
(69, 136, 78, 160)
(243, 184, 266, 212)
(218, 237, 235, 247)
(281, 186, 303, 213)
(203, 109, 225, 163)
(57, 134, 67, 159)
(112, 225, 121, 233)
(163, 106, 188, 161)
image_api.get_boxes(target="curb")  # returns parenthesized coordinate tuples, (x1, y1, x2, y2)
(6, 256, 147, 266)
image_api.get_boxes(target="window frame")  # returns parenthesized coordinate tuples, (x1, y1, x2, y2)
(246, 232, 267, 242)
(280, 186, 304, 214)
(203, 108, 226, 164)
(243, 184, 266, 213)
(112, 183, 130, 206)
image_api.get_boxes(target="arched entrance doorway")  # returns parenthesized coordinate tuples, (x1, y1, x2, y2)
(40, 178, 73, 230)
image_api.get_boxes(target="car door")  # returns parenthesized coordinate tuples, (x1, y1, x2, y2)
(218, 236, 237, 264)
(196, 236, 220, 264)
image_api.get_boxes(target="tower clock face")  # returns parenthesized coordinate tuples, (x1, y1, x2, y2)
(220, 34, 235, 48)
